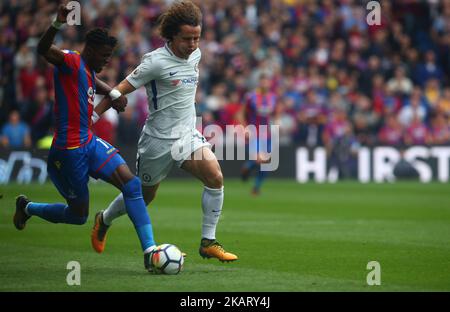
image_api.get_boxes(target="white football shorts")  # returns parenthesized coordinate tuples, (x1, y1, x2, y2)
(136, 128, 211, 186)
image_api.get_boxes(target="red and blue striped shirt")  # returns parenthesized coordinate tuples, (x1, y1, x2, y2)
(53, 50, 95, 149)
(245, 90, 277, 138)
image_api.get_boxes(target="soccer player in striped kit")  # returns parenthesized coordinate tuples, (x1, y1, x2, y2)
(241, 74, 277, 195)
(13, 4, 158, 271)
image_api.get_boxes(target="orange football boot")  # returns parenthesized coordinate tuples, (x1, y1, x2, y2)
(199, 239, 238, 262)
(91, 210, 109, 253)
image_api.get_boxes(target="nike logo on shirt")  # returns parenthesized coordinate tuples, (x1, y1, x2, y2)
(169, 71, 178, 76)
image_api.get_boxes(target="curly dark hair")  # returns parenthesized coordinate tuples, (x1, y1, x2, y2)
(158, 1, 202, 41)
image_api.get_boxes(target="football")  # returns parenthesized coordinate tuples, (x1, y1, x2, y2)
(151, 244, 184, 275)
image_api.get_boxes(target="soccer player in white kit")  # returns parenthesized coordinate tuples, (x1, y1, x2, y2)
(91, 0, 238, 266)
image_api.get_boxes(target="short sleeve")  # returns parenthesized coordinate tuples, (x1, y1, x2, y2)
(126, 54, 160, 89)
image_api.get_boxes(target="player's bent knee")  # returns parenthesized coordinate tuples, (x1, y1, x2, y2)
(122, 176, 143, 198)
(205, 170, 223, 189)
(65, 201, 89, 225)
(65, 208, 88, 225)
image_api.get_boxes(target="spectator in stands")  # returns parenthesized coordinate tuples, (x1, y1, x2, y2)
(29, 82, 53, 145)
(424, 78, 442, 111)
(428, 112, 450, 145)
(387, 66, 413, 97)
(437, 87, 450, 118)
(324, 117, 359, 180)
(323, 107, 352, 156)
(351, 93, 380, 146)
(378, 113, 404, 147)
(273, 97, 296, 145)
(1, 110, 31, 149)
(398, 88, 428, 127)
(373, 77, 402, 117)
(404, 113, 429, 146)
(295, 89, 327, 147)
(414, 50, 444, 87)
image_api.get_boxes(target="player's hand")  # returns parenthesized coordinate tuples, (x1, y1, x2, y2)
(111, 95, 127, 113)
(56, 3, 71, 23)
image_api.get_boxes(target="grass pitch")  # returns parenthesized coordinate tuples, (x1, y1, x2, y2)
(0, 179, 449, 291)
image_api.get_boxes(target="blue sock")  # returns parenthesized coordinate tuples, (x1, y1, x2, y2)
(122, 177, 155, 251)
(254, 169, 268, 192)
(27, 202, 87, 225)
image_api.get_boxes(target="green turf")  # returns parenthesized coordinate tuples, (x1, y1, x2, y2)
(0, 180, 449, 291)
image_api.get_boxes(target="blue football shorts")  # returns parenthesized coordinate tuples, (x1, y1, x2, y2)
(47, 136, 126, 202)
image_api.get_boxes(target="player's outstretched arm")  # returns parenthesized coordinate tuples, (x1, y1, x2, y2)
(109, 79, 136, 112)
(91, 79, 136, 124)
(116, 79, 137, 96)
(95, 77, 113, 96)
(37, 4, 71, 66)
(95, 77, 132, 113)
(93, 96, 113, 117)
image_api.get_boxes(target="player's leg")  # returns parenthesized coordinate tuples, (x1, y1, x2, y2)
(251, 138, 272, 195)
(105, 164, 157, 272)
(253, 165, 268, 195)
(15, 196, 90, 229)
(91, 134, 173, 254)
(181, 146, 238, 262)
(98, 183, 191, 261)
(14, 148, 90, 230)
(241, 138, 259, 181)
(241, 159, 257, 181)
(102, 183, 160, 227)
(88, 136, 156, 265)
(95, 185, 159, 253)
(251, 152, 271, 195)
(107, 165, 156, 251)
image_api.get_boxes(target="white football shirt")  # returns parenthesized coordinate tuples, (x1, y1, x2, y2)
(126, 43, 201, 139)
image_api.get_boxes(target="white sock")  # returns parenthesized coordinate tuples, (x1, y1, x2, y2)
(24, 202, 31, 216)
(102, 193, 127, 226)
(201, 186, 224, 240)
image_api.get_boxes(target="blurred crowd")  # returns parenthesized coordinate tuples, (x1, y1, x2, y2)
(1, 0, 450, 151)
